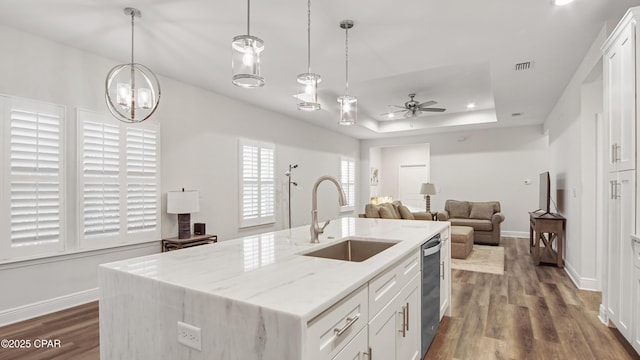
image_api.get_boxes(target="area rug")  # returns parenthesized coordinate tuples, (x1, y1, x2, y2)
(451, 245, 505, 275)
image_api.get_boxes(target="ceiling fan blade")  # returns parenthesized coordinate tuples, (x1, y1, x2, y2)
(389, 105, 407, 109)
(418, 100, 437, 107)
(380, 109, 407, 116)
(420, 108, 446, 112)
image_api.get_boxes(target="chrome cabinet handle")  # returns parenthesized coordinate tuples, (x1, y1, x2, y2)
(612, 143, 620, 163)
(610, 180, 615, 199)
(400, 305, 407, 337)
(405, 302, 409, 332)
(441, 262, 445, 280)
(334, 314, 359, 336)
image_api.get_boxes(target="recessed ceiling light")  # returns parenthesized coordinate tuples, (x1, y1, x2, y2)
(466, 103, 476, 109)
(388, 113, 395, 118)
(553, 0, 574, 6)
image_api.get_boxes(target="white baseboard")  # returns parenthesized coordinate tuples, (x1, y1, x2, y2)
(564, 261, 601, 291)
(0, 288, 97, 327)
(502, 231, 528, 238)
(598, 304, 608, 325)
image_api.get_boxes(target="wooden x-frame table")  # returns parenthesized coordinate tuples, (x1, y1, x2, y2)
(529, 212, 566, 268)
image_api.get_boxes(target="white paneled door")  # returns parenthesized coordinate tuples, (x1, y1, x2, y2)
(398, 164, 427, 210)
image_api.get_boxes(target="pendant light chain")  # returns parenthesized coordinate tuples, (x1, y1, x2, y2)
(345, 26, 349, 95)
(307, 0, 311, 72)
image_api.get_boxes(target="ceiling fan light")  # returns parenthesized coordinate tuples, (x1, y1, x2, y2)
(553, 0, 574, 5)
(338, 95, 357, 125)
(232, 35, 265, 88)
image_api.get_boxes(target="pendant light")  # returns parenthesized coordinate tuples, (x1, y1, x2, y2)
(337, 20, 357, 125)
(105, 8, 161, 123)
(297, 0, 321, 111)
(232, 0, 265, 88)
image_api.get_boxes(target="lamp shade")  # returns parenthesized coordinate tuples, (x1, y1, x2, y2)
(167, 190, 200, 214)
(420, 183, 436, 196)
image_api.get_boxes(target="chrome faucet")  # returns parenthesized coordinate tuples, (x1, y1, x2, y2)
(310, 176, 347, 243)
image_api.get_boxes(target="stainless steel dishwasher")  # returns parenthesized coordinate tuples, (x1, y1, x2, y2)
(421, 233, 441, 358)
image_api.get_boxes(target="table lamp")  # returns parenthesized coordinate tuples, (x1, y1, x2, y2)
(167, 189, 200, 239)
(419, 183, 436, 212)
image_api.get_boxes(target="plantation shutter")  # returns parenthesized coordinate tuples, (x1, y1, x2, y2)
(9, 103, 64, 253)
(77, 109, 160, 246)
(240, 140, 275, 227)
(341, 159, 355, 209)
(126, 128, 158, 233)
(82, 120, 120, 238)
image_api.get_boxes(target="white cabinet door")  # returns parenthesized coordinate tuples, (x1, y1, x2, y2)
(332, 327, 369, 360)
(605, 23, 636, 172)
(397, 275, 421, 360)
(607, 170, 635, 340)
(439, 229, 451, 319)
(369, 296, 399, 360)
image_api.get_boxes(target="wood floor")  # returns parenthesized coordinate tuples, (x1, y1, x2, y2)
(426, 237, 640, 360)
(0, 237, 637, 359)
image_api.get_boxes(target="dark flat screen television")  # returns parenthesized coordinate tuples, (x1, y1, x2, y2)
(539, 171, 551, 214)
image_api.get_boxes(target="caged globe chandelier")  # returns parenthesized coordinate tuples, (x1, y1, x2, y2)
(105, 8, 161, 124)
(296, 0, 321, 111)
(232, 0, 265, 88)
(337, 20, 357, 125)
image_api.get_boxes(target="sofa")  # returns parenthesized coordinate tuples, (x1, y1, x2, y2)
(437, 200, 504, 245)
(358, 201, 435, 221)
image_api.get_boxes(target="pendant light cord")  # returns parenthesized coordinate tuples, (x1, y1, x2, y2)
(307, 0, 311, 72)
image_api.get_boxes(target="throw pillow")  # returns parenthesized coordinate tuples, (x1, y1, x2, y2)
(448, 200, 470, 218)
(398, 205, 415, 220)
(379, 203, 400, 219)
(365, 204, 381, 218)
(470, 203, 495, 220)
(391, 201, 403, 218)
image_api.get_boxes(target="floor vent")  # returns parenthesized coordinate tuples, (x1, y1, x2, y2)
(515, 62, 532, 71)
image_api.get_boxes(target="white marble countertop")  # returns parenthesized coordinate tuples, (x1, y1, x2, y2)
(100, 217, 448, 321)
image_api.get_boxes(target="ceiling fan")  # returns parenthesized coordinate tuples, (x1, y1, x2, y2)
(381, 93, 446, 118)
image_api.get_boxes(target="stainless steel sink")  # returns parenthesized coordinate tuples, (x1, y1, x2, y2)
(303, 238, 399, 262)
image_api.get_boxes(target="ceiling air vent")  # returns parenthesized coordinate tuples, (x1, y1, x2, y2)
(512, 112, 523, 117)
(514, 62, 532, 71)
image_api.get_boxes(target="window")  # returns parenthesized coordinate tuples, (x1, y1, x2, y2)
(1, 97, 66, 259)
(340, 158, 356, 211)
(239, 139, 275, 227)
(77, 109, 160, 248)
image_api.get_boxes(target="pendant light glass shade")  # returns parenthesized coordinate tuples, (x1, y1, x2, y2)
(338, 20, 356, 125)
(297, 72, 321, 111)
(297, 0, 321, 111)
(232, 0, 264, 88)
(338, 95, 357, 125)
(105, 8, 160, 124)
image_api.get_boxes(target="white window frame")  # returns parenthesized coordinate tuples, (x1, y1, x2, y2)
(239, 139, 275, 228)
(76, 109, 161, 249)
(340, 157, 356, 212)
(0, 96, 66, 261)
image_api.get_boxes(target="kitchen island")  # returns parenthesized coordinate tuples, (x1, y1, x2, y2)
(99, 217, 450, 359)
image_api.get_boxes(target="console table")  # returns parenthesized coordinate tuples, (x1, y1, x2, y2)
(529, 212, 566, 268)
(162, 234, 218, 252)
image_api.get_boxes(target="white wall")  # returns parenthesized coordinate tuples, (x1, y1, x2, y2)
(361, 125, 549, 236)
(0, 23, 359, 324)
(543, 25, 608, 291)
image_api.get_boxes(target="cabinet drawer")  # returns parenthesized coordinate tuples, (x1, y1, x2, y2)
(307, 285, 368, 359)
(369, 250, 420, 317)
(331, 326, 368, 360)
